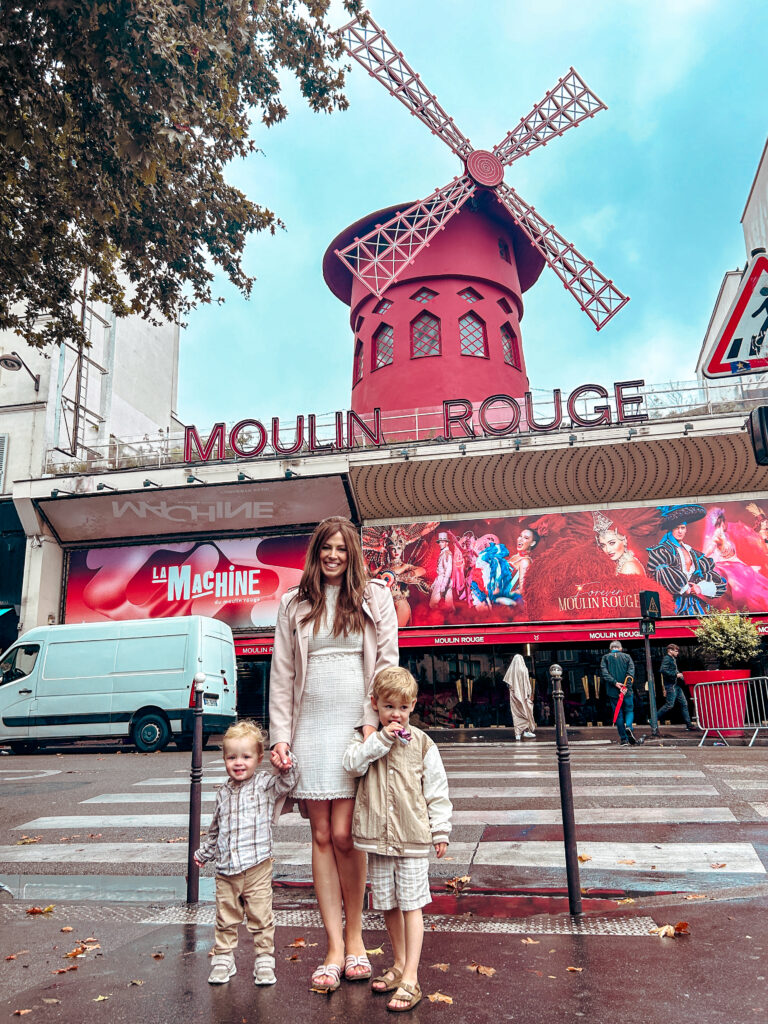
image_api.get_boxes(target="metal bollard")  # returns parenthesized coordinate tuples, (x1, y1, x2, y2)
(186, 671, 206, 904)
(550, 664, 582, 916)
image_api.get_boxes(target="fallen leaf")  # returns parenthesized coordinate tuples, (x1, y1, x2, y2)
(13, 1011, 32, 1017)
(650, 925, 676, 938)
(129, 980, 144, 986)
(25, 905, 50, 914)
(65, 945, 87, 958)
(84, 944, 101, 952)
(427, 992, 453, 1004)
(684, 894, 708, 901)
(430, 963, 450, 972)
(446, 875, 471, 893)
(42, 999, 61, 1005)
(287, 937, 307, 948)
(617, 859, 636, 865)
(83, 937, 97, 943)
(152, 952, 165, 960)
(61, 927, 73, 933)
(286, 954, 299, 961)
(366, 946, 384, 956)
(567, 966, 584, 973)
(16, 837, 42, 846)
(578, 854, 592, 863)
(467, 962, 496, 977)
(521, 938, 540, 945)
(710, 863, 727, 869)
(88, 834, 103, 839)
(674, 921, 691, 935)
(93, 995, 110, 1002)
(52, 965, 78, 974)
(6, 955, 16, 961)
(548, 975, 557, 979)
(616, 897, 635, 905)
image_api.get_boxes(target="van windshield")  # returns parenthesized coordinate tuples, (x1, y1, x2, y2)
(0, 644, 40, 685)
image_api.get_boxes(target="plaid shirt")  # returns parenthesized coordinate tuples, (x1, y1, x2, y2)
(195, 762, 298, 876)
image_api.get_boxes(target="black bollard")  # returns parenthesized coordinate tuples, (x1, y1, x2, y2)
(186, 671, 206, 904)
(550, 664, 582, 916)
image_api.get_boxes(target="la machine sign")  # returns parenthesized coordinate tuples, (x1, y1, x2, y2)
(184, 380, 648, 463)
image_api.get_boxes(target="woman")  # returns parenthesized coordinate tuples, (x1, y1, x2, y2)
(703, 507, 768, 610)
(509, 527, 539, 590)
(268, 517, 399, 993)
(593, 511, 645, 576)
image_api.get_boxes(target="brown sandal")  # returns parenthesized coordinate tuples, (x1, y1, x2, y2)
(387, 982, 422, 1012)
(371, 966, 403, 993)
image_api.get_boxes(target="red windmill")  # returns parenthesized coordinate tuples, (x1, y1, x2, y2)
(322, 12, 629, 437)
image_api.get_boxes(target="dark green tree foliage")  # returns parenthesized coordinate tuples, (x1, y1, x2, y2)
(0, 0, 360, 349)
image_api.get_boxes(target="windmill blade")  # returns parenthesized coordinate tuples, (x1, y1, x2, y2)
(338, 14, 473, 160)
(336, 176, 476, 297)
(492, 69, 607, 167)
(494, 181, 629, 330)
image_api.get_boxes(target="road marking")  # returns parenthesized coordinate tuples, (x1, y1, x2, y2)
(472, 841, 765, 873)
(721, 780, 768, 790)
(446, 770, 706, 779)
(81, 792, 218, 804)
(749, 803, 768, 817)
(451, 807, 737, 825)
(447, 785, 719, 798)
(0, 769, 63, 782)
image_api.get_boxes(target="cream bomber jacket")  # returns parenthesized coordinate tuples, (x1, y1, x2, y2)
(343, 725, 452, 858)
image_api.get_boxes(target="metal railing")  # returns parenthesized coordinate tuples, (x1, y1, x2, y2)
(693, 677, 768, 747)
(42, 376, 768, 475)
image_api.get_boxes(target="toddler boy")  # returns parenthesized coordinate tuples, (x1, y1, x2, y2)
(342, 666, 452, 1012)
(194, 720, 297, 986)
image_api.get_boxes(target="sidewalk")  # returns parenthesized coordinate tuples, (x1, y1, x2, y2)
(2, 888, 765, 1022)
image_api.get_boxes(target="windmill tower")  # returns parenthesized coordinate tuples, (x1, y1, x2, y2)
(322, 14, 628, 436)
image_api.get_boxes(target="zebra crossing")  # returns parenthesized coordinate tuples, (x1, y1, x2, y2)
(3, 742, 767, 893)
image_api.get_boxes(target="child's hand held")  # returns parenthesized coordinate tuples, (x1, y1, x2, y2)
(434, 842, 447, 859)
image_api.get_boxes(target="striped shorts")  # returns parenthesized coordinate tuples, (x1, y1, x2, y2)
(368, 853, 431, 912)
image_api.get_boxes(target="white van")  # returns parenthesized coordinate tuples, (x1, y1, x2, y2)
(0, 616, 237, 754)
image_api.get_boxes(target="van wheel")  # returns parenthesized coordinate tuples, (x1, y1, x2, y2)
(132, 714, 171, 752)
(8, 741, 39, 755)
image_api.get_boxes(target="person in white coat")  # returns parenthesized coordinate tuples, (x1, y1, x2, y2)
(504, 654, 536, 740)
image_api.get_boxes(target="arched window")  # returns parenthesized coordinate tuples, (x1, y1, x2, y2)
(373, 323, 394, 370)
(459, 312, 487, 357)
(500, 322, 521, 369)
(411, 311, 441, 358)
(353, 338, 364, 385)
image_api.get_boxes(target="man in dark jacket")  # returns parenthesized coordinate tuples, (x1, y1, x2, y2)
(657, 644, 696, 731)
(600, 641, 636, 746)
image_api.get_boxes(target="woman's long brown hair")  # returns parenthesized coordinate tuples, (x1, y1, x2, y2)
(297, 517, 368, 636)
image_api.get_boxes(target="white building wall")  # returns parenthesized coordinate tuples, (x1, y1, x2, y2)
(743, 139, 768, 256)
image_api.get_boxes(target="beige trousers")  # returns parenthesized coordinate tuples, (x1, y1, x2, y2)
(509, 690, 536, 737)
(213, 858, 274, 955)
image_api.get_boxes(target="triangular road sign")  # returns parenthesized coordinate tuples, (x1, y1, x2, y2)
(703, 252, 768, 378)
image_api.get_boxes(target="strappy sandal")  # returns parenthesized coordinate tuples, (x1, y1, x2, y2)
(344, 953, 372, 981)
(387, 981, 422, 1012)
(310, 963, 342, 994)
(371, 965, 403, 993)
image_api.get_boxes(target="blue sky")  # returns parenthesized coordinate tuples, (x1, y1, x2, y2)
(178, 0, 768, 429)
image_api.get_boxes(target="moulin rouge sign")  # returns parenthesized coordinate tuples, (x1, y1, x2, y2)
(184, 380, 648, 463)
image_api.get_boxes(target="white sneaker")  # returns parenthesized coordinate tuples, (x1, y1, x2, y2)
(208, 953, 236, 984)
(253, 954, 277, 986)
(522, 731, 536, 739)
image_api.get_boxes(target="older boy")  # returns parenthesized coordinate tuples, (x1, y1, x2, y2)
(343, 666, 452, 1013)
(194, 720, 297, 986)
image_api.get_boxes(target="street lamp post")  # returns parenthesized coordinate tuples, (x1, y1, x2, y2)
(550, 663, 582, 916)
(186, 671, 206, 904)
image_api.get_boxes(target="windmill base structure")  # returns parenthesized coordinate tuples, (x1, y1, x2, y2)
(323, 190, 546, 438)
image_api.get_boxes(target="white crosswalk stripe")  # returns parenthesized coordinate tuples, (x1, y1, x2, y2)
(3, 744, 767, 889)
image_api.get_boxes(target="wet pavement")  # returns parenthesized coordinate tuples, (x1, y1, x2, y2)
(1, 892, 766, 1023)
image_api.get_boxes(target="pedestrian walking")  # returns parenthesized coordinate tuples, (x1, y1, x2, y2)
(194, 720, 298, 987)
(504, 653, 536, 740)
(599, 640, 636, 745)
(657, 643, 696, 731)
(343, 666, 452, 1013)
(268, 516, 399, 993)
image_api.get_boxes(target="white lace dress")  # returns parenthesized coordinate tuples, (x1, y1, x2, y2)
(291, 585, 365, 800)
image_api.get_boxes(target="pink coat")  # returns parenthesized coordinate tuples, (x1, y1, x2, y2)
(268, 578, 399, 813)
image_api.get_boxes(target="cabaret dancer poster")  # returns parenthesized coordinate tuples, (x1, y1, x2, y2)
(364, 500, 768, 628)
(65, 534, 312, 629)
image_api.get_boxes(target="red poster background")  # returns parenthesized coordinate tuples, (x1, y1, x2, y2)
(65, 534, 311, 629)
(364, 500, 768, 629)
